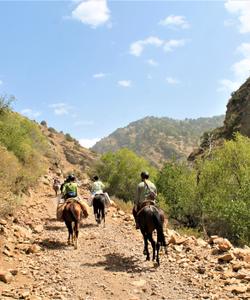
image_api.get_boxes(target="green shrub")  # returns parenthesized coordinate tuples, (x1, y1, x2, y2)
(91, 148, 157, 201)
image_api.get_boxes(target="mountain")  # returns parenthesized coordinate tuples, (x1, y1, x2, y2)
(189, 77, 250, 160)
(91, 116, 224, 166)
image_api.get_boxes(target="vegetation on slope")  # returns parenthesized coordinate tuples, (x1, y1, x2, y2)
(0, 96, 49, 214)
(92, 115, 224, 166)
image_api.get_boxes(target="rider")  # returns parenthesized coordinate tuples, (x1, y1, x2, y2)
(89, 176, 111, 207)
(62, 174, 78, 200)
(133, 171, 157, 229)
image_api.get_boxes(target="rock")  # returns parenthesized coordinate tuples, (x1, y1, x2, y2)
(224, 285, 247, 294)
(233, 248, 250, 261)
(9, 269, 18, 276)
(0, 218, 7, 225)
(197, 266, 206, 274)
(131, 279, 146, 287)
(118, 210, 125, 216)
(196, 238, 208, 248)
(218, 253, 234, 262)
(231, 262, 242, 272)
(13, 224, 32, 239)
(3, 248, 13, 257)
(215, 238, 232, 252)
(33, 225, 44, 234)
(26, 244, 41, 254)
(0, 270, 13, 283)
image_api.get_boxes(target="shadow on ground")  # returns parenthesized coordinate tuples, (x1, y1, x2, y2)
(80, 222, 97, 229)
(80, 253, 157, 273)
(44, 224, 65, 231)
(39, 238, 67, 250)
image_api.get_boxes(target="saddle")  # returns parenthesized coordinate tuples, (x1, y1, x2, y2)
(136, 200, 156, 216)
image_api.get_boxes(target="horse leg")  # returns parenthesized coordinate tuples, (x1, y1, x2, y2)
(65, 221, 73, 245)
(102, 207, 105, 228)
(148, 233, 156, 262)
(143, 233, 150, 261)
(74, 221, 79, 249)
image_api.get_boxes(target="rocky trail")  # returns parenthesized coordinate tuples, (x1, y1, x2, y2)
(0, 176, 250, 300)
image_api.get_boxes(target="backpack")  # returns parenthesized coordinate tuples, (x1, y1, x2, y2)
(144, 181, 157, 200)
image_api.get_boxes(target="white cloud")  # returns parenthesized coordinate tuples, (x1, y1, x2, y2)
(93, 72, 108, 79)
(225, 0, 250, 33)
(217, 79, 241, 93)
(232, 58, 250, 79)
(163, 39, 187, 52)
(79, 137, 100, 148)
(159, 15, 190, 29)
(130, 36, 164, 57)
(130, 36, 186, 57)
(218, 42, 250, 94)
(146, 59, 159, 67)
(237, 42, 250, 58)
(118, 80, 132, 88)
(21, 108, 41, 118)
(166, 77, 180, 85)
(72, 0, 110, 28)
(49, 103, 72, 116)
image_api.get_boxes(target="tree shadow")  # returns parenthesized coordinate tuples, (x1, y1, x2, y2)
(80, 253, 156, 273)
(39, 238, 67, 250)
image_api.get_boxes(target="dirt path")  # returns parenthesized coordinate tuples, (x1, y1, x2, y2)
(0, 186, 248, 300)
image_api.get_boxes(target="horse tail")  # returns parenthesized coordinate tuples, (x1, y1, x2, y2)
(70, 203, 81, 222)
(152, 208, 166, 247)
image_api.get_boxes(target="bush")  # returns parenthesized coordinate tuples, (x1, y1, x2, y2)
(65, 133, 74, 142)
(198, 134, 250, 245)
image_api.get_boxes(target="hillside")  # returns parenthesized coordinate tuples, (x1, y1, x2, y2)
(0, 100, 98, 215)
(189, 77, 250, 160)
(92, 116, 224, 166)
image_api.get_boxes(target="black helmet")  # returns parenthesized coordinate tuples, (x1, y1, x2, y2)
(93, 175, 99, 181)
(67, 174, 75, 182)
(141, 171, 149, 179)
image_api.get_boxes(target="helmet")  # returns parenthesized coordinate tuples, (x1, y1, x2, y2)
(141, 171, 149, 179)
(92, 175, 99, 181)
(67, 174, 75, 182)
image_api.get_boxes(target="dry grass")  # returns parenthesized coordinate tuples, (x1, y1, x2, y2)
(112, 197, 133, 214)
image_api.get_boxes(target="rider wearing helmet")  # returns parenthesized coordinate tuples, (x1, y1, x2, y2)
(133, 171, 157, 229)
(62, 174, 78, 200)
(89, 175, 111, 207)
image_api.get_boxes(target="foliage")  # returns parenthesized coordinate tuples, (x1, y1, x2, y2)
(65, 133, 74, 142)
(91, 148, 157, 202)
(157, 161, 198, 226)
(0, 95, 15, 114)
(157, 134, 250, 245)
(0, 110, 48, 195)
(198, 134, 250, 245)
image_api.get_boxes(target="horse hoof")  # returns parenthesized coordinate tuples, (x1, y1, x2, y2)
(143, 250, 147, 255)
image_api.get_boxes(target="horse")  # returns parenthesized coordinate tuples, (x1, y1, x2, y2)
(62, 200, 83, 249)
(93, 194, 106, 226)
(53, 179, 61, 196)
(137, 203, 167, 266)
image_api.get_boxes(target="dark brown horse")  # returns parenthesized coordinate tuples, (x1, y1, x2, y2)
(62, 200, 87, 249)
(137, 205, 167, 265)
(93, 194, 106, 226)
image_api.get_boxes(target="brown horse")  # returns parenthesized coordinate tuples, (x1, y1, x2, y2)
(137, 204, 167, 266)
(62, 200, 85, 249)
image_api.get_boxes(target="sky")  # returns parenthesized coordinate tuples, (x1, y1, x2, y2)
(0, 0, 250, 148)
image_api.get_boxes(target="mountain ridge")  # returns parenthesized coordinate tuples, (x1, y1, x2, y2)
(91, 115, 224, 166)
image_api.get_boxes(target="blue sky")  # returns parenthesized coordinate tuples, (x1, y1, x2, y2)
(0, 0, 250, 147)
